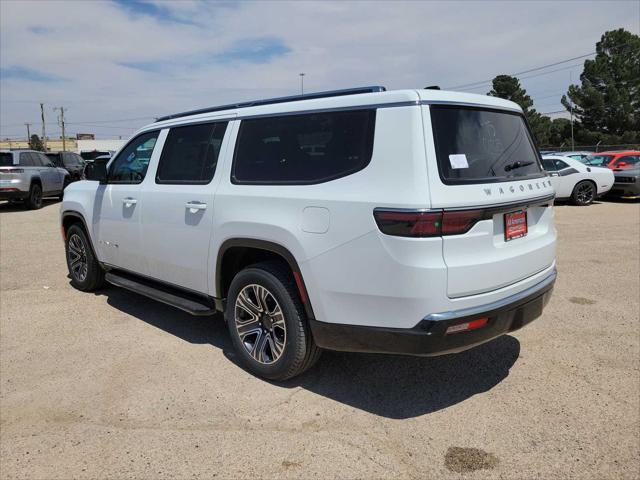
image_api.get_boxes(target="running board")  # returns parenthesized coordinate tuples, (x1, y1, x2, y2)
(105, 271, 217, 316)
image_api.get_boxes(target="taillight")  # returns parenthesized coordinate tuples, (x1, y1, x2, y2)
(0, 168, 24, 174)
(374, 208, 487, 237)
(373, 210, 442, 237)
(441, 209, 485, 235)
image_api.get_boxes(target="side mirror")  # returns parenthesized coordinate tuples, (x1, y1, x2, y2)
(84, 159, 108, 184)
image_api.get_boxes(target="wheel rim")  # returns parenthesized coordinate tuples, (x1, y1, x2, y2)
(577, 183, 594, 204)
(67, 233, 88, 282)
(33, 187, 42, 206)
(234, 284, 286, 365)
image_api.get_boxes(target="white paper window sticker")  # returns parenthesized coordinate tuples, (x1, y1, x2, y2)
(449, 154, 469, 169)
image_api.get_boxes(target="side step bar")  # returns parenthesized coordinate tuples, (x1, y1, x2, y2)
(105, 271, 217, 316)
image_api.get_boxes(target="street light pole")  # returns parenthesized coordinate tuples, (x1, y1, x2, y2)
(299, 72, 305, 95)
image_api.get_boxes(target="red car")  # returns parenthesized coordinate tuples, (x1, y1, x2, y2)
(583, 150, 640, 170)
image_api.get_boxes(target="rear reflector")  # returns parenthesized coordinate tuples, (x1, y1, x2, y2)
(445, 317, 489, 334)
(374, 208, 487, 237)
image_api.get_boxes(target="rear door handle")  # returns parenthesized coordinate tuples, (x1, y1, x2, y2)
(122, 197, 137, 206)
(185, 201, 207, 212)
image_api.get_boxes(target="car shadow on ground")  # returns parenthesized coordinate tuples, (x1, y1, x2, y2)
(94, 285, 520, 420)
(0, 199, 59, 213)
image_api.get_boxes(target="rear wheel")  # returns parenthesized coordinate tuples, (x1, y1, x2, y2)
(65, 224, 105, 291)
(571, 180, 596, 206)
(26, 183, 43, 210)
(225, 261, 321, 380)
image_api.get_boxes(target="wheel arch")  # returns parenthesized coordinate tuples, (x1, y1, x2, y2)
(61, 211, 99, 259)
(216, 238, 315, 320)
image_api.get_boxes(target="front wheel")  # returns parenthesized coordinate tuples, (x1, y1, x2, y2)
(225, 261, 321, 380)
(571, 180, 596, 206)
(65, 224, 105, 291)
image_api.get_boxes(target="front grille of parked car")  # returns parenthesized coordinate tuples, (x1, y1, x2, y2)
(615, 176, 637, 184)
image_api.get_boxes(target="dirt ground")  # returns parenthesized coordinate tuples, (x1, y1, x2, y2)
(1, 199, 638, 479)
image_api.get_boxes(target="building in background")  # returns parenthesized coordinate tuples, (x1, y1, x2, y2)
(0, 136, 125, 154)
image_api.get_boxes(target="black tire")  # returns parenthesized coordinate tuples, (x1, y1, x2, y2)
(571, 180, 596, 206)
(225, 261, 321, 381)
(65, 224, 105, 291)
(26, 183, 43, 210)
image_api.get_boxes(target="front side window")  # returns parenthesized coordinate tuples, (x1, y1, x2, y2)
(38, 153, 55, 167)
(430, 106, 544, 184)
(156, 122, 228, 184)
(109, 131, 159, 184)
(616, 155, 640, 167)
(233, 109, 376, 184)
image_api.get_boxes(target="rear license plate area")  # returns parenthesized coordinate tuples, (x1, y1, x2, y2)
(504, 210, 527, 241)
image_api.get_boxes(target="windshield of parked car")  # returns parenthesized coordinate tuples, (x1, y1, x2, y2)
(430, 106, 544, 184)
(583, 155, 613, 166)
(0, 152, 14, 166)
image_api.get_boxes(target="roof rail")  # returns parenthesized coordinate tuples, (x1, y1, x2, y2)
(155, 86, 387, 122)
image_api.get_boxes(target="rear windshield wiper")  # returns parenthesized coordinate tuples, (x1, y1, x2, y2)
(504, 161, 534, 172)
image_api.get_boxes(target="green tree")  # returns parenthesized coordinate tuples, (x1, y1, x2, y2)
(488, 74, 550, 145)
(561, 28, 640, 142)
(29, 134, 44, 151)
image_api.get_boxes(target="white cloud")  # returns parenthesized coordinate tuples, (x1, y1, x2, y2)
(1, 0, 637, 139)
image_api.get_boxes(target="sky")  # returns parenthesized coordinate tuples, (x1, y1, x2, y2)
(1, 0, 638, 140)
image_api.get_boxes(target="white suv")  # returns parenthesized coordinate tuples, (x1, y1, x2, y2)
(61, 87, 557, 380)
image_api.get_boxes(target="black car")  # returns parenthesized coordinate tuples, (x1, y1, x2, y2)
(46, 151, 86, 181)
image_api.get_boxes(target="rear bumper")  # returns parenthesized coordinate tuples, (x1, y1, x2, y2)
(0, 189, 28, 201)
(310, 269, 556, 356)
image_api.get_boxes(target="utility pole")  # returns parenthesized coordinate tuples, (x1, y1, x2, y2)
(54, 106, 66, 151)
(40, 103, 47, 151)
(569, 72, 575, 151)
(299, 72, 305, 95)
(25, 123, 31, 146)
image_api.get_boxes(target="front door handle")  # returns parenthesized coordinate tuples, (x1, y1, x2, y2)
(122, 197, 137, 206)
(185, 201, 207, 212)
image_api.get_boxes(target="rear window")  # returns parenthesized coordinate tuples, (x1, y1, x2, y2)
(232, 110, 376, 184)
(0, 152, 14, 166)
(430, 106, 544, 184)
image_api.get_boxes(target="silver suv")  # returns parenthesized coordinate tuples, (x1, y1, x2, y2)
(0, 149, 70, 209)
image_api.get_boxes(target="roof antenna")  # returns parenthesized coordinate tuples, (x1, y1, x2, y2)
(424, 85, 441, 90)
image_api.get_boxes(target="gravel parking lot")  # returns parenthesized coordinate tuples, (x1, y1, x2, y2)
(1, 199, 638, 479)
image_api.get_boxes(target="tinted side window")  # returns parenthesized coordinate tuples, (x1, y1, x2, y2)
(19, 153, 34, 166)
(542, 159, 556, 171)
(617, 155, 640, 166)
(156, 122, 228, 184)
(233, 110, 376, 184)
(554, 159, 569, 170)
(39, 153, 55, 167)
(109, 131, 159, 184)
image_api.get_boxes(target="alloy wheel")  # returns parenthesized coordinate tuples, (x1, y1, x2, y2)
(234, 284, 286, 365)
(67, 233, 88, 282)
(577, 183, 594, 204)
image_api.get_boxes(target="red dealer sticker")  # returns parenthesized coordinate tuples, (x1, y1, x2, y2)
(504, 210, 528, 242)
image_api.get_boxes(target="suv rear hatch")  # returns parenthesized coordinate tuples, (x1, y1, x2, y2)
(423, 103, 556, 298)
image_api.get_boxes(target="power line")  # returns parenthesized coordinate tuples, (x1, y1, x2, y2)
(446, 51, 596, 90)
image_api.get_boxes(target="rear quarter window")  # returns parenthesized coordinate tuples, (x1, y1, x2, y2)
(430, 106, 544, 184)
(232, 109, 376, 184)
